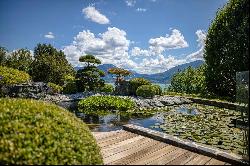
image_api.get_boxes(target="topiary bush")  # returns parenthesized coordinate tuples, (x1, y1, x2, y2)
(78, 96, 135, 112)
(0, 98, 103, 165)
(136, 85, 156, 98)
(48, 82, 63, 94)
(152, 84, 162, 95)
(99, 84, 114, 93)
(129, 78, 151, 96)
(0, 66, 30, 85)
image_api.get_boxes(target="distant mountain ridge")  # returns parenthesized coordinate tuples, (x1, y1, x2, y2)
(74, 60, 204, 84)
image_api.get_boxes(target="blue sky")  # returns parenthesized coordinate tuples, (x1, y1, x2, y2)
(0, 0, 228, 74)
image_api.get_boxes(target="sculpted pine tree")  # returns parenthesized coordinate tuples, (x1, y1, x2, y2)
(76, 55, 105, 92)
(108, 67, 131, 95)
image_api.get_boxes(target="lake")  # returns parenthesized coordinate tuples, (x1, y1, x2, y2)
(107, 82, 170, 90)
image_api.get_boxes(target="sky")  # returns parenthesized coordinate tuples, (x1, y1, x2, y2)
(0, 0, 228, 74)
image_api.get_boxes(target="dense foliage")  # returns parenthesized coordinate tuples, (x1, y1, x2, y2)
(136, 85, 157, 98)
(168, 65, 206, 94)
(62, 75, 78, 94)
(30, 43, 75, 85)
(0, 66, 30, 85)
(76, 55, 105, 92)
(5, 48, 33, 73)
(129, 78, 152, 96)
(204, 0, 249, 100)
(151, 84, 162, 95)
(99, 83, 114, 93)
(48, 82, 63, 94)
(78, 96, 135, 112)
(0, 98, 103, 165)
(0, 46, 7, 66)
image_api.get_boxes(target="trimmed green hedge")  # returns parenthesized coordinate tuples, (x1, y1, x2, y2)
(129, 78, 151, 96)
(136, 85, 156, 98)
(0, 66, 30, 85)
(78, 96, 135, 112)
(0, 98, 103, 165)
(48, 82, 63, 94)
(99, 84, 114, 93)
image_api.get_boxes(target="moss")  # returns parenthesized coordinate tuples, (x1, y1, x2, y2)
(0, 98, 103, 165)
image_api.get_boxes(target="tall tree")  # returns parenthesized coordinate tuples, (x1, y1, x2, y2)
(204, 0, 249, 99)
(0, 46, 7, 66)
(5, 48, 33, 73)
(76, 55, 105, 91)
(30, 43, 75, 85)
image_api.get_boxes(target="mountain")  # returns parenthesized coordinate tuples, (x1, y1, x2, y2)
(74, 60, 204, 83)
(133, 60, 204, 83)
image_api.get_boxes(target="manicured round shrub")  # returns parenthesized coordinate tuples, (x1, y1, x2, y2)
(78, 96, 135, 112)
(0, 66, 30, 85)
(152, 84, 162, 95)
(0, 98, 103, 165)
(48, 82, 63, 94)
(136, 85, 156, 98)
(99, 84, 114, 93)
(129, 78, 151, 95)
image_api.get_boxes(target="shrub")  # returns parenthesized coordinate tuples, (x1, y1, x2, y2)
(48, 82, 63, 94)
(99, 84, 114, 93)
(0, 66, 30, 85)
(78, 96, 135, 112)
(129, 78, 151, 96)
(136, 85, 156, 98)
(0, 98, 103, 165)
(152, 84, 162, 95)
(63, 75, 78, 94)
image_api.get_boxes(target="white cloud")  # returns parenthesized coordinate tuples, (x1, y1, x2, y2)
(82, 6, 110, 24)
(136, 8, 147, 12)
(131, 47, 150, 57)
(44, 32, 55, 39)
(63, 27, 132, 69)
(149, 29, 188, 53)
(185, 29, 206, 61)
(125, 0, 136, 7)
(130, 29, 188, 57)
(63, 28, 206, 74)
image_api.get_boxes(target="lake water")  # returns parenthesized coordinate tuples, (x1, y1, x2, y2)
(107, 82, 170, 90)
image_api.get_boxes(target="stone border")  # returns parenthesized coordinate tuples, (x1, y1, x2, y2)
(123, 124, 248, 165)
(176, 96, 247, 110)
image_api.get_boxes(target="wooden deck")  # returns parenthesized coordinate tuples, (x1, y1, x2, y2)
(92, 130, 230, 165)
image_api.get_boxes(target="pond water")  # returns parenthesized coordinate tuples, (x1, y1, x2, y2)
(73, 103, 246, 156)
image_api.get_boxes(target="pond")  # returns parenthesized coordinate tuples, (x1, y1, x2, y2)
(73, 103, 246, 156)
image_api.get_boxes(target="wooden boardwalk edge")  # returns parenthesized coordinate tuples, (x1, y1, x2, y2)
(123, 124, 248, 165)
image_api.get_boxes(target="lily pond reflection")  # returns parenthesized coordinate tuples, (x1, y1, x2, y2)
(74, 103, 245, 155)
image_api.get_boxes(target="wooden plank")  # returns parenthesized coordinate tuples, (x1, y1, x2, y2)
(102, 135, 145, 152)
(205, 158, 227, 165)
(98, 132, 137, 148)
(92, 131, 121, 138)
(185, 155, 212, 165)
(104, 139, 161, 164)
(102, 136, 147, 158)
(110, 140, 171, 165)
(94, 130, 128, 141)
(131, 144, 178, 165)
(165, 151, 199, 165)
(95, 131, 130, 143)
